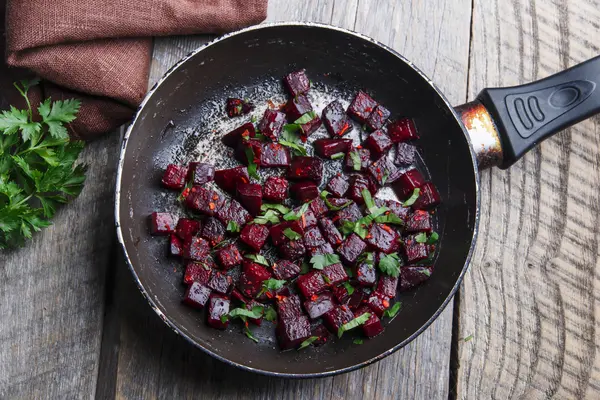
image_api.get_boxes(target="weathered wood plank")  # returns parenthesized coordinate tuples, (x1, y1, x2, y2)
(456, 0, 600, 399)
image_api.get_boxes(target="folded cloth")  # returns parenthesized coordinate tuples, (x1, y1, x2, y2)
(2, 0, 268, 139)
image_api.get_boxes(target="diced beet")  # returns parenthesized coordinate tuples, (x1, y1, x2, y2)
(364, 129, 393, 160)
(284, 69, 311, 97)
(313, 139, 353, 159)
(187, 162, 215, 185)
(200, 217, 226, 246)
(261, 143, 291, 167)
(308, 243, 335, 257)
(272, 259, 300, 280)
(235, 138, 262, 166)
(337, 234, 367, 265)
(296, 208, 317, 229)
(149, 212, 176, 235)
(238, 261, 272, 298)
(376, 275, 398, 298)
(207, 271, 233, 294)
(411, 182, 441, 210)
(323, 305, 354, 333)
(309, 198, 328, 217)
(216, 199, 252, 228)
(395, 142, 417, 166)
(222, 122, 256, 148)
(283, 93, 313, 121)
(303, 226, 326, 248)
(347, 91, 378, 123)
(278, 239, 306, 260)
(207, 294, 230, 330)
(380, 199, 411, 222)
(277, 315, 311, 350)
(287, 156, 323, 183)
(387, 118, 419, 142)
(230, 288, 249, 304)
(276, 294, 303, 320)
(170, 234, 184, 256)
(226, 97, 253, 118)
(299, 115, 322, 137)
(214, 166, 250, 195)
(332, 284, 351, 304)
(368, 156, 401, 187)
(303, 292, 335, 319)
(242, 300, 263, 326)
(236, 182, 262, 216)
(296, 270, 328, 298)
(183, 282, 212, 309)
(405, 210, 433, 233)
(334, 202, 363, 227)
(290, 181, 319, 203)
(355, 306, 384, 337)
(322, 100, 353, 137)
(354, 262, 377, 287)
(403, 235, 430, 263)
(161, 164, 188, 190)
(258, 109, 286, 141)
(183, 261, 213, 286)
(240, 224, 269, 251)
(183, 236, 210, 261)
(392, 169, 426, 199)
(176, 218, 201, 241)
(347, 288, 368, 310)
(344, 148, 371, 173)
(215, 243, 243, 270)
(322, 263, 349, 286)
(270, 221, 304, 246)
(326, 174, 349, 197)
(348, 175, 375, 205)
(400, 265, 433, 291)
(365, 223, 400, 254)
(184, 186, 225, 216)
(311, 323, 331, 346)
(262, 176, 289, 203)
(366, 104, 391, 131)
(319, 218, 344, 247)
(366, 292, 390, 317)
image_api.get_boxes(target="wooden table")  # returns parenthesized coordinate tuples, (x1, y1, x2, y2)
(2, 0, 600, 398)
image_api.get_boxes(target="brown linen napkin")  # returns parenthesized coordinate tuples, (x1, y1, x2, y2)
(2, 0, 268, 139)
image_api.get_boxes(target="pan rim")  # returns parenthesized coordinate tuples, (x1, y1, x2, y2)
(114, 21, 481, 378)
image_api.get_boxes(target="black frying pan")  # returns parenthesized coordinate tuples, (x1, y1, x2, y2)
(115, 22, 600, 377)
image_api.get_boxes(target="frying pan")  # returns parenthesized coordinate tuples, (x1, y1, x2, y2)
(115, 22, 600, 377)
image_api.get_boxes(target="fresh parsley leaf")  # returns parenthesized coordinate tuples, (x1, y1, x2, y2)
(310, 253, 340, 270)
(383, 302, 402, 318)
(279, 139, 308, 156)
(342, 206, 388, 239)
(338, 312, 371, 338)
(353, 338, 364, 345)
(427, 232, 439, 244)
(244, 253, 269, 266)
(244, 146, 260, 180)
(357, 252, 375, 266)
(349, 151, 362, 171)
(331, 152, 345, 160)
(414, 232, 427, 243)
(226, 220, 240, 233)
(261, 203, 290, 214)
(283, 202, 309, 221)
(262, 278, 286, 290)
(38, 98, 81, 139)
(343, 281, 355, 295)
(402, 188, 420, 206)
(228, 305, 264, 320)
(298, 336, 319, 350)
(381, 172, 390, 186)
(283, 227, 301, 240)
(279, 125, 308, 156)
(300, 261, 311, 274)
(294, 111, 317, 125)
(244, 323, 260, 343)
(361, 189, 376, 211)
(374, 212, 404, 225)
(378, 253, 401, 277)
(0, 106, 40, 141)
(320, 190, 351, 211)
(252, 209, 280, 224)
(264, 306, 277, 322)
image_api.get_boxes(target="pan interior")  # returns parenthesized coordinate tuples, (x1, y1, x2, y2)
(117, 24, 478, 376)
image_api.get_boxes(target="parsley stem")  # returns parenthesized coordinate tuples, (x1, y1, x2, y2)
(14, 194, 32, 206)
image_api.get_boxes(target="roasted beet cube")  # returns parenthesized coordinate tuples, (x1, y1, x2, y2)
(170, 234, 184, 256)
(334, 202, 363, 227)
(332, 284, 351, 304)
(200, 217, 226, 246)
(376, 275, 399, 298)
(319, 218, 344, 247)
(239, 261, 272, 298)
(235, 138, 262, 166)
(272, 259, 300, 280)
(322, 263, 349, 286)
(183, 261, 213, 285)
(366, 104, 391, 131)
(395, 142, 417, 166)
(296, 208, 317, 229)
(348, 175, 375, 205)
(379, 199, 411, 222)
(207, 271, 233, 294)
(344, 148, 371, 172)
(355, 306, 384, 337)
(400, 266, 433, 291)
(309, 197, 328, 217)
(207, 294, 230, 329)
(366, 292, 390, 317)
(326, 174, 349, 197)
(287, 156, 323, 183)
(262, 176, 289, 203)
(222, 122, 256, 147)
(161, 164, 187, 190)
(347, 91, 378, 123)
(270, 221, 304, 246)
(299, 115, 322, 137)
(185, 186, 225, 216)
(364, 129, 393, 160)
(368, 156, 401, 187)
(230, 288, 249, 304)
(176, 218, 201, 241)
(236, 182, 262, 216)
(313, 138, 353, 159)
(183, 236, 210, 261)
(322, 100, 353, 137)
(278, 239, 306, 260)
(187, 162, 215, 185)
(284, 69, 311, 97)
(283, 93, 313, 121)
(240, 224, 269, 251)
(365, 223, 400, 254)
(216, 199, 252, 228)
(290, 181, 319, 203)
(337, 234, 367, 265)
(183, 282, 212, 309)
(304, 292, 335, 319)
(347, 288, 368, 310)
(303, 226, 326, 248)
(354, 262, 377, 287)
(308, 243, 335, 257)
(244, 299, 264, 326)
(296, 270, 328, 298)
(411, 182, 441, 210)
(215, 243, 243, 270)
(226, 97, 253, 118)
(405, 210, 433, 233)
(403, 235, 430, 263)
(388, 118, 419, 142)
(214, 166, 250, 195)
(258, 109, 286, 141)
(311, 323, 331, 346)
(323, 305, 354, 333)
(392, 168, 426, 199)
(149, 212, 176, 235)
(260, 143, 291, 167)
(277, 315, 311, 350)
(276, 294, 303, 320)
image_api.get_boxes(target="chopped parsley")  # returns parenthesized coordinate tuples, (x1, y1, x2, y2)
(337, 312, 371, 338)
(349, 151, 362, 171)
(378, 252, 401, 277)
(261, 203, 290, 214)
(402, 188, 420, 206)
(283, 202, 309, 221)
(264, 306, 277, 322)
(252, 210, 280, 225)
(226, 221, 240, 233)
(414, 232, 428, 243)
(244, 253, 269, 266)
(283, 227, 302, 240)
(353, 339, 364, 345)
(343, 281, 355, 295)
(310, 253, 340, 270)
(298, 336, 319, 350)
(383, 302, 402, 318)
(244, 146, 260, 180)
(331, 152, 345, 160)
(427, 232, 439, 244)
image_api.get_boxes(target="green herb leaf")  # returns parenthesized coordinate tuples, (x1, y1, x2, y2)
(463, 334, 474, 342)
(414, 232, 427, 243)
(244, 253, 270, 266)
(338, 312, 371, 338)
(252, 209, 280, 225)
(228, 306, 264, 320)
(262, 278, 286, 291)
(427, 231, 439, 244)
(283, 202, 309, 221)
(383, 302, 402, 318)
(361, 189, 376, 211)
(378, 253, 401, 277)
(244, 325, 260, 343)
(353, 339, 364, 345)
(320, 190, 351, 211)
(261, 203, 290, 214)
(310, 253, 340, 270)
(298, 336, 319, 350)
(283, 227, 302, 241)
(250, 115, 258, 123)
(381, 172, 390, 186)
(244, 145, 260, 180)
(331, 152, 345, 160)
(226, 220, 240, 233)
(38, 98, 81, 139)
(343, 281, 355, 295)
(264, 306, 277, 322)
(402, 188, 420, 206)
(294, 111, 317, 125)
(357, 252, 375, 266)
(300, 261, 311, 274)
(349, 151, 362, 171)
(279, 125, 308, 156)
(374, 212, 404, 225)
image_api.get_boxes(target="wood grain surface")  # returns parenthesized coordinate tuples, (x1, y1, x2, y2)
(455, 0, 600, 399)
